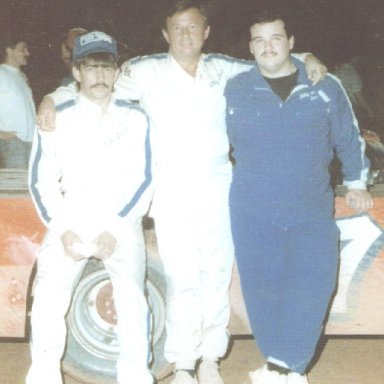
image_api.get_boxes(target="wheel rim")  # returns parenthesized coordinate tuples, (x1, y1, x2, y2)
(67, 267, 166, 361)
(68, 271, 118, 360)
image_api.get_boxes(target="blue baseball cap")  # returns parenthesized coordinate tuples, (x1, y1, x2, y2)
(72, 31, 118, 62)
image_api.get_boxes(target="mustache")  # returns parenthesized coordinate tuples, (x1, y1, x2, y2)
(261, 51, 277, 57)
(90, 83, 109, 89)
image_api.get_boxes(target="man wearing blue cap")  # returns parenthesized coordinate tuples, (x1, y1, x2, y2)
(26, 31, 153, 384)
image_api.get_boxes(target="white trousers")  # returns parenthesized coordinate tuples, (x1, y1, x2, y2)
(25, 221, 153, 384)
(153, 175, 235, 368)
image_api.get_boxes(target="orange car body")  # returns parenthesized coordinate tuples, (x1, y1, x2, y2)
(1, 171, 384, 338)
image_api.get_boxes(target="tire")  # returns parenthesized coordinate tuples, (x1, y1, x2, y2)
(63, 257, 167, 384)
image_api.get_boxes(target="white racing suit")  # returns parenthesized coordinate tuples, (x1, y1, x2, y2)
(26, 95, 153, 384)
(116, 53, 252, 368)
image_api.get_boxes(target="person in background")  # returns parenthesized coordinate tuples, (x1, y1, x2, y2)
(60, 27, 88, 86)
(0, 30, 35, 168)
(36, 2, 327, 383)
(224, 9, 373, 384)
(332, 54, 373, 130)
(26, 31, 153, 384)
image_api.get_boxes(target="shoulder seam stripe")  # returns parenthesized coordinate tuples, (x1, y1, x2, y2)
(56, 99, 76, 112)
(130, 53, 168, 65)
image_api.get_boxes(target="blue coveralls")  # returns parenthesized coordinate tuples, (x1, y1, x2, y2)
(224, 60, 369, 373)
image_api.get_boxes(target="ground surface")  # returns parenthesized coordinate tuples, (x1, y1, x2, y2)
(1, 336, 383, 384)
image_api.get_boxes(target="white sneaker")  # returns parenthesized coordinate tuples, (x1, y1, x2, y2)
(287, 372, 309, 384)
(249, 364, 288, 384)
(197, 360, 224, 384)
(171, 370, 198, 384)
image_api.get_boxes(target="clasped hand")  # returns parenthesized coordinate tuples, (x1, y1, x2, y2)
(61, 230, 117, 261)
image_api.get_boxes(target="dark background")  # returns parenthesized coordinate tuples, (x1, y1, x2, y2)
(1, 0, 384, 123)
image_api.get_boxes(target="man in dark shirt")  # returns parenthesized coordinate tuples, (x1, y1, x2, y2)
(225, 9, 372, 384)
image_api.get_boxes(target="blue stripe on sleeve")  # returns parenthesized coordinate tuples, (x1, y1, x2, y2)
(118, 121, 152, 217)
(56, 99, 76, 112)
(115, 99, 132, 108)
(204, 53, 253, 65)
(129, 53, 167, 65)
(29, 133, 52, 224)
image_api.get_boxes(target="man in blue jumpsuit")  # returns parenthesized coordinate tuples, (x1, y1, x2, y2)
(224, 9, 373, 384)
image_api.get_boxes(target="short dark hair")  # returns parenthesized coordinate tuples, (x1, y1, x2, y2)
(249, 9, 293, 38)
(0, 30, 28, 62)
(73, 52, 118, 69)
(161, 0, 209, 30)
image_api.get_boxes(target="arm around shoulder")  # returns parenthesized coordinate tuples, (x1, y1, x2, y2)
(37, 84, 77, 132)
(292, 52, 327, 84)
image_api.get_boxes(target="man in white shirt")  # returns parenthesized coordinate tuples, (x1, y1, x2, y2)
(26, 31, 153, 384)
(0, 31, 35, 168)
(37, 2, 327, 383)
